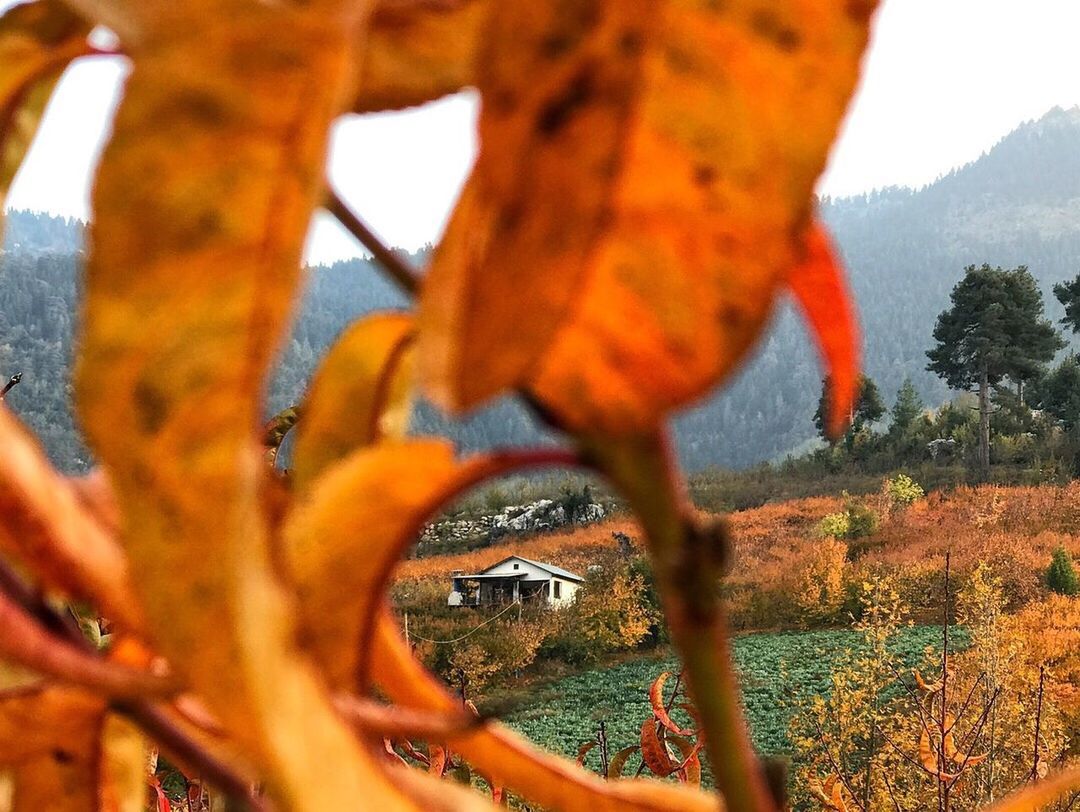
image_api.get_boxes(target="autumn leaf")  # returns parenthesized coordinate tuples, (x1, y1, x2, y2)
(640, 718, 677, 777)
(787, 222, 859, 438)
(0, 685, 145, 810)
(985, 766, 1080, 811)
(419, 0, 875, 434)
(0, 406, 140, 628)
(649, 671, 694, 736)
(285, 438, 459, 687)
(72, 1, 421, 807)
(289, 311, 416, 492)
(608, 745, 641, 779)
(0, 0, 90, 239)
(352, 0, 491, 113)
(666, 734, 702, 786)
(418, 0, 655, 411)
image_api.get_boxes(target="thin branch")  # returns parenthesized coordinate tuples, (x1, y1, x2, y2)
(874, 722, 925, 772)
(0, 557, 258, 806)
(324, 187, 421, 297)
(812, 715, 866, 812)
(116, 701, 266, 811)
(882, 772, 904, 812)
(0, 573, 175, 698)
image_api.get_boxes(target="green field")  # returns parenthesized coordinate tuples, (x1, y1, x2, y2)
(505, 626, 963, 764)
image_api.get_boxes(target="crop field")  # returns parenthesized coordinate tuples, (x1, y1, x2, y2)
(503, 625, 963, 766)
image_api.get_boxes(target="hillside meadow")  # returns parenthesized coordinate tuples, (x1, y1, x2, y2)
(397, 479, 1080, 632)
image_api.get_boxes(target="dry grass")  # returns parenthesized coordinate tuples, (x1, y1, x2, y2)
(398, 482, 1080, 630)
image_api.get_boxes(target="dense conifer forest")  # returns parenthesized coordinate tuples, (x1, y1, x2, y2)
(5, 107, 1080, 472)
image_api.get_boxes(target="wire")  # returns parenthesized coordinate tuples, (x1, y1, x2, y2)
(409, 600, 522, 645)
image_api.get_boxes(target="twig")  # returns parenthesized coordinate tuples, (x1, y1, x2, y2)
(882, 772, 904, 812)
(0, 557, 261, 807)
(324, 187, 421, 297)
(812, 715, 866, 812)
(117, 701, 266, 811)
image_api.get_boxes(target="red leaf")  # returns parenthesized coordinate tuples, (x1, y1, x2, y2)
(788, 220, 860, 439)
(648, 672, 692, 737)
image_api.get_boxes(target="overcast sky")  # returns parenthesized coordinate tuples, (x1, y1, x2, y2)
(6, 0, 1080, 265)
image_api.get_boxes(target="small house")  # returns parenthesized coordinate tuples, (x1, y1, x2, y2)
(447, 555, 583, 608)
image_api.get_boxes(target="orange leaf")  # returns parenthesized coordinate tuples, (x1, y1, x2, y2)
(787, 221, 859, 439)
(353, 0, 491, 113)
(985, 765, 1080, 811)
(666, 734, 702, 786)
(73, 3, 418, 808)
(607, 745, 640, 780)
(284, 439, 459, 688)
(576, 739, 599, 766)
(0, 406, 140, 628)
(420, 0, 877, 433)
(639, 718, 676, 778)
(418, 0, 654, 412)
(649, 671, 693, 736)
(0, 0, 91, 238)
(289, 312, 415, 492)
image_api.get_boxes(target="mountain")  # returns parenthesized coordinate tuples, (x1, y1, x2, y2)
(5, 106, 1080, 472)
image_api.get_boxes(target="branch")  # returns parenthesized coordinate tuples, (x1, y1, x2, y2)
(324, 187, 421, 297)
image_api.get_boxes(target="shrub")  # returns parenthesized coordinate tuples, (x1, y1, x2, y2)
(1047, 545, 1080, 596)
(818, 511, 850, 539)
(884, 473, 924, 509)
(818, 495, 877, 540)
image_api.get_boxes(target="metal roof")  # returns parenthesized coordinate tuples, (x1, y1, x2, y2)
(452, 572, 528, 580)
(478, 555, 584, 583)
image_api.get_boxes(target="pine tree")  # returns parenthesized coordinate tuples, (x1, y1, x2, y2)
(1047, 545, 1080, 596)
(1030, 355, 1080, 430)
(927, 265, 1063, 475)
(1053, 273, 1080, 333)
(814, 374, 885, 443)
(889, 378, 924, 435)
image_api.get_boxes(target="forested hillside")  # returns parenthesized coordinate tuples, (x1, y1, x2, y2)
(5, 106, 1080, 472)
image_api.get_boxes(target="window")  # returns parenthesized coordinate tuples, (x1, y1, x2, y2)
(513, 563, 519, 570)
(553, 580, 561, 599)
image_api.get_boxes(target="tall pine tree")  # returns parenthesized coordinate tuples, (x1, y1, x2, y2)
(927, 265, 1062, 474)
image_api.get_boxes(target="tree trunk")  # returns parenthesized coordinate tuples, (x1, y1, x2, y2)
(979, 365, 991, 476)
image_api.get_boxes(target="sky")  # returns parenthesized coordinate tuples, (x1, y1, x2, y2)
(6, 0, 1080, 265)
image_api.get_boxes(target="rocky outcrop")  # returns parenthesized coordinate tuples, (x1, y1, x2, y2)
(419, 498, 607, 551)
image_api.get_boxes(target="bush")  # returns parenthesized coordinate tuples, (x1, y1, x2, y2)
(818, 511, 850, 539)
(1047, 545, 1080, 596)
(884, 473, 924, 509)
(818, 495, 877, 540)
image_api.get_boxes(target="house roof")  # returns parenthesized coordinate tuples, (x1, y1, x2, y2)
(452, 572, 528, 581)
(478, 555, 584, 583)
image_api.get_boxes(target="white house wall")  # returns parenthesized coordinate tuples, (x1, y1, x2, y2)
(549, 577, 579, 607)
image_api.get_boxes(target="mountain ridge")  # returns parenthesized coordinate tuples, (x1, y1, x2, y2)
(5, 107, 1080, 471)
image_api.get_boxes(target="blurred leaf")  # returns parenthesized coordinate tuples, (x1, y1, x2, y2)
(353, 0, 490, 113)
(524, 0, 876, 434)
(0, 407, 140, 628)
(985, 766, 1080, 811)
(72, 2, 417, 807)
(290, 312, 416, 492)
(0, 0, 90, 239)
(787, 222, 859, 439)
(286, 439, 458, 687)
